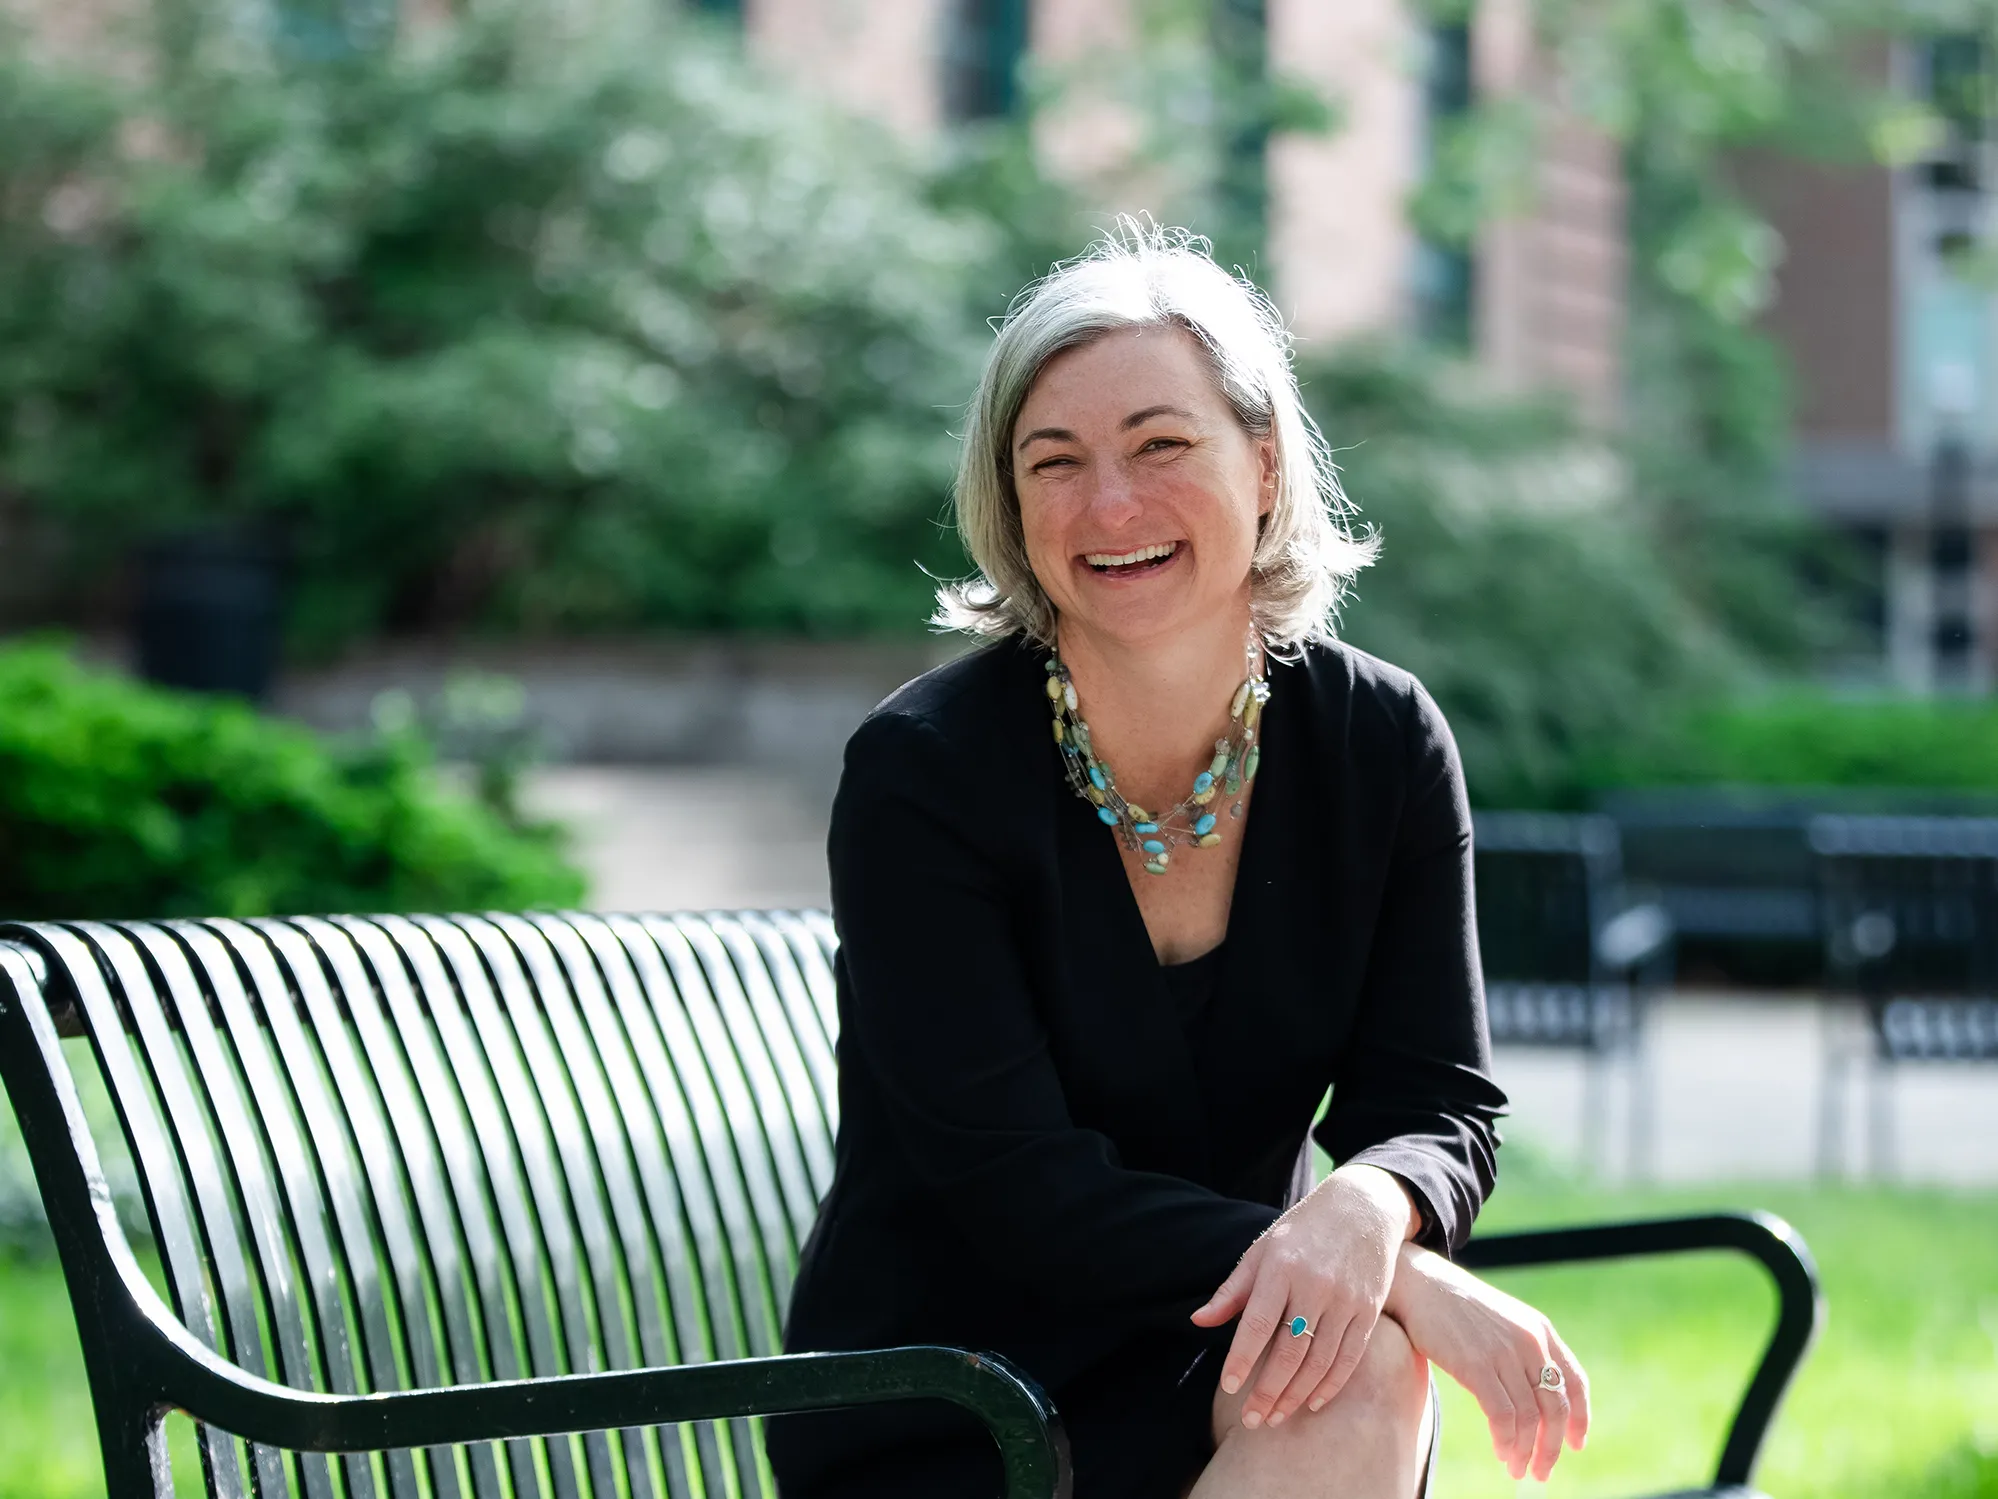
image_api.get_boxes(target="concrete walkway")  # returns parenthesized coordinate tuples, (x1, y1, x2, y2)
(526, 766, 1998, 1187)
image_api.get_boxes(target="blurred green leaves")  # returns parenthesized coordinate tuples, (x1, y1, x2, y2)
(0, 0, 1004, 650)
(0, 640, 582, 919)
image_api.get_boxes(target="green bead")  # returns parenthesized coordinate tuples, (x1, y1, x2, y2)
(1244, 746, 1260, 782)
(1196, 832, 1223, 848)
(1144, 858, 1169, 875)
(1045, 675, 1063, 701)
(1052, 720, 1065, 743)
(1208, 745, 1231, 779)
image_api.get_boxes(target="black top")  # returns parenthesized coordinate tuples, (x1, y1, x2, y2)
(1161, 942, 1226, 1030)
(767, 636, 1507, 1495)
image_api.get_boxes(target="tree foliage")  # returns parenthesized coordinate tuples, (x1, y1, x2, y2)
(0, 0, 1001, 650)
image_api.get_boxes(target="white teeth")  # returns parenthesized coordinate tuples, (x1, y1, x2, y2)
(1085, 541, 1178, 568)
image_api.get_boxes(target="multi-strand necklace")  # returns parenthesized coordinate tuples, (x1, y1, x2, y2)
(1046, 635, 1270, 875)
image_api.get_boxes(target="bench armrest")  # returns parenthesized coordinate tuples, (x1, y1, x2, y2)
(162, 1341, 1069, 1499)
(1457, 1211, 1822, 1492)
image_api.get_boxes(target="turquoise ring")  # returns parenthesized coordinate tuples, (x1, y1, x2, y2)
(1287, 1315, 1313, 1339)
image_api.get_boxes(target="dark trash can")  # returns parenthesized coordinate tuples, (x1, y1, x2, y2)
(133, 529, 285, 701)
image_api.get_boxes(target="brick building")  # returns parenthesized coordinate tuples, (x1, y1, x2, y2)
(731, 0, 1628, 425)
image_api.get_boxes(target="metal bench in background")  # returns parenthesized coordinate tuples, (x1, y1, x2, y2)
(1474, 813, 1675, 1178)
(1810, 816, 1998, 1176)
(2, 912, 1817, 1499)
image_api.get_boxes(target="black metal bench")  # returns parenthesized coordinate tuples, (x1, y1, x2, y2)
(1474, 813, 1674, 1177)
(1811, 816, 1998, 1174)
(1, 912, 1820, 1498)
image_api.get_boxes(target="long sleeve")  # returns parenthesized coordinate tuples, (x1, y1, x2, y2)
(1312, 680, 1507, 1254)
(829, 709, 1277, 1321)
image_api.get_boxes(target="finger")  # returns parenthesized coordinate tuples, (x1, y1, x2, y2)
(1241, 1306, 1326, 1429)
(1493, 1357, 1543, 1480)
(1528, 1367, 1571, 1480)
(1549, 1330, 1591, 1450)
(1477, 1364, 1523, 1468)
(1272, 1316, 1343, 1423)
(1193, 1241, 1264, 1327)
(1219, 1272, 1290, 1399)
(1303, 1309, 1371, 1413)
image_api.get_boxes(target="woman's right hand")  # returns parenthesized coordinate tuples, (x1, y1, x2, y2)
(1384, 1242, 1591, 1481)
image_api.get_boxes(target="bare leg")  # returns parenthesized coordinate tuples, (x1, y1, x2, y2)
(1181, 1313, 1433, 1499)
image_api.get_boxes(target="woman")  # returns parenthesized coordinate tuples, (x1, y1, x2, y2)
(766, 227, 1590, 1498)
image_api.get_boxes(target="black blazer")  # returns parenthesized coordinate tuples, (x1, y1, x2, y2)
(768, 636, 1507, 1491)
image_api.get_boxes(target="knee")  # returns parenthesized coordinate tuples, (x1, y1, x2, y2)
(1339, 1312, 1428, 1416)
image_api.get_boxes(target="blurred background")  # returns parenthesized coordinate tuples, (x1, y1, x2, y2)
(1, 0, 1996, 1494)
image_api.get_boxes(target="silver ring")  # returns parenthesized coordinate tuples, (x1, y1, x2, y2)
(1537, 1363, 1564, 1392)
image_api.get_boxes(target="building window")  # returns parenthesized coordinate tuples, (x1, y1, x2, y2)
(1414, 20, 1474, 349)
(942, 0, 1029, 123)
(271, 0, 394, 60)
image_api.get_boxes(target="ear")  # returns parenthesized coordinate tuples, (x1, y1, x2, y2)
(1256, 439, 1279, 517)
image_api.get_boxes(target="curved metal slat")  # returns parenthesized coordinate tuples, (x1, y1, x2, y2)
(28, 924, 247, 1499)
(164, 922, 344, 1499)
(590, 916, 759, 1496)
(488, 913, 668, 1499)
(211, 920, 384, 1499)
(450, 915, 632, 1499)
(636, 918, 794, 1349)
(412, 915, 592, 1499)
(603, 916, 770, 1495)
(84, 922, 290, 1499)
(371, 915, 567, 1499)
(286, 917, 465, 1499)
(740, 914, 839, 1126)
(332, 918, 516, 1499)
(532, 914, 726, 1499)
(709, 916, 836, 1204)
(251, 920, 426, 1499)
(795, 913, 843, 1042)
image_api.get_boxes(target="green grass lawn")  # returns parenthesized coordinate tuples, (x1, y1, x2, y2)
(1434, 1176, 1998, 1499)
(0, 1179, 1991, 1497)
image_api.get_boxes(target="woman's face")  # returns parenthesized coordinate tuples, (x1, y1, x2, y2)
(1011, 325, 1275, 654)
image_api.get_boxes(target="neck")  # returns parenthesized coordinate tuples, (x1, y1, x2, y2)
(1055, 602, 1259, 798)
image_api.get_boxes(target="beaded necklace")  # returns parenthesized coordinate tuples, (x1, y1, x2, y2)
(1045, 635, 1270, 875)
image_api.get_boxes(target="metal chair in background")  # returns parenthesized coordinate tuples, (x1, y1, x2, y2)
(1811, 815, 1998, 1178)
(1474, 813, 1675, 1179)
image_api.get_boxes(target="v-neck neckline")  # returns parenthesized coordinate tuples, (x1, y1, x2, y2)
(1069, 652, 1288, 977)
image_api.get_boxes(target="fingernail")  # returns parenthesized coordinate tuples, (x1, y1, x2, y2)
(1267, 1411, 1285, 1427)
(1242, 1411, 1262, 1430)
(1308, 1399, 1324, 1413)
(1222, 1377, 1239, 1395)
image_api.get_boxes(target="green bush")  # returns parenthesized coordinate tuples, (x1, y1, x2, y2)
(1590, 689, 1998, 795)
(0, 642, 583, 920)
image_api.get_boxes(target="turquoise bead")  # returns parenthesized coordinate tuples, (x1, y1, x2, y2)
(1097, 806, 1118, 826)
(1142, 839, 1165, 855)
(1133, 821, 1158, 834)
(1194, 771, 1213, 793)
(1089, 766, 1106, 790)
(1193, 813, 1216, 835)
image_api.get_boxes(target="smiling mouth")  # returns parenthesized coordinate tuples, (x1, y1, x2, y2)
(1083, 541, 1181, 578)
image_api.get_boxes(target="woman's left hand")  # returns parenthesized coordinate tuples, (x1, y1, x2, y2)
(1190, 1163, 1416, 1429)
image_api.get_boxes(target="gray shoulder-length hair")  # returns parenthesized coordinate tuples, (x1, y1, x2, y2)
(932, 223, 1378, 654)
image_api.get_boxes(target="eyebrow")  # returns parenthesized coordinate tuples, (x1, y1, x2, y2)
(1120, 404, 1197, 430)
(1014, 405, 1198, 453)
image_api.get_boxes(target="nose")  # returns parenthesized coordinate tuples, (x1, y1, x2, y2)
(1083, 462, 1143, 532)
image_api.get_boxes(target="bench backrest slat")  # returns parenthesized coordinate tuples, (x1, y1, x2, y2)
(2, 911, 857, 1497)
